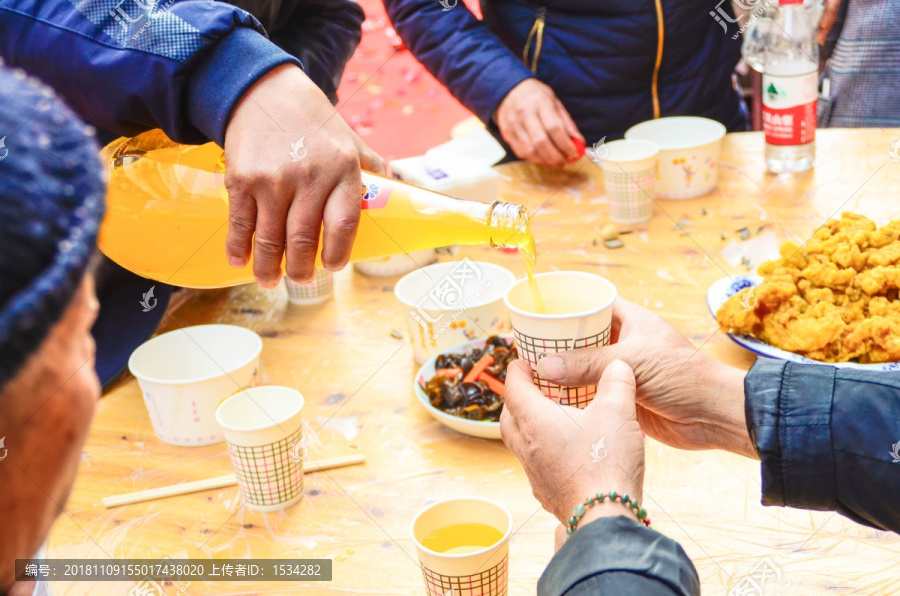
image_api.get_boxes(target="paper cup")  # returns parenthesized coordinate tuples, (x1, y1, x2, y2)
(215, 386, 305, 512)
(599, 139, 658, 224)
(128, 325, 263, 446)
(625, 116, 725, 199)
(503, 272, 617, 408)
(395, 260, 516, 365)
(284, 269, 333, 305)
(411, 497, 512, 596)
(354, 249, 438, 277)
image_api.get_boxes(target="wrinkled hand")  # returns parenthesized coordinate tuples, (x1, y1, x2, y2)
(224, 64, 386, 288)
(500, 359, 645, 527)
(534, 297, 756, 458)
(817, 0, 842, 45)
(495, 79, 584, 167)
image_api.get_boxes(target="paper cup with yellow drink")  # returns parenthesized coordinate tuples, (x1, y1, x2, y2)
(503, 272, 617, 408)
(411, 497, 513, 596)
(395, 260, 516, 364)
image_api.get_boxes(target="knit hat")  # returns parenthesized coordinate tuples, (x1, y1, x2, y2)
(0, 65, 106, 389)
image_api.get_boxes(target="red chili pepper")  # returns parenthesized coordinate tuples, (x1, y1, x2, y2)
(463, 354, 494, 383)
(435, 367, 463, 378)
(478, 372, 506, 397)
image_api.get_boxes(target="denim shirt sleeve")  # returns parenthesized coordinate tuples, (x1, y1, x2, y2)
(745, 358, 900, 533)
(538, 516, 700, 596)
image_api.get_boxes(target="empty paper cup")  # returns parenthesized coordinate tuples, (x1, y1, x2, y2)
(625, 116, 726, 199)
(215, 386, 305, 512)
(284, 269, 333, 305)
(503, 272, 617, 408)
(599, 139, 659, 224)
(354, 249, 438, 277)
(411, 497, 512, 596)
(395, 260, 516, 364)
(128, 325, 263, 446)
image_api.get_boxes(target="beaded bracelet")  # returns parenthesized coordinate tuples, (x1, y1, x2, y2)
(566, 490, 650, 539)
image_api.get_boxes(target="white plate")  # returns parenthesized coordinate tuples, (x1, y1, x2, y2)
(413, 336, 514, 439)
(707, 275, 900, 371)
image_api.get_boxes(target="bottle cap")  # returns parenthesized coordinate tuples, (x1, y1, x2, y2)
(568, 136, 586, 163)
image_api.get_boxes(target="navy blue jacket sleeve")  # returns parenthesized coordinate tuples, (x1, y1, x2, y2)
(0, 0, 301, 145)
(232, 0, 364, 104)
(538, 516, 700, 596)
(745, 358, 900, 533)
(382, 0, 533, 126)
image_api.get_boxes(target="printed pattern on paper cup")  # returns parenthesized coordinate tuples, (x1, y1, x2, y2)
(513, 326, 612, 408)
(421, 555, 508, 596)
(603, 167, 654, 223)
(226, 428, 304, 507)
(285, 270, 333, 305)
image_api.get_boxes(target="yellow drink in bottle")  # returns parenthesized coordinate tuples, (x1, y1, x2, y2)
(99, 129, 543, 302)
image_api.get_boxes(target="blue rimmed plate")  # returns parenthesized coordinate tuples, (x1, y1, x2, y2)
(706, 275, 900, 371)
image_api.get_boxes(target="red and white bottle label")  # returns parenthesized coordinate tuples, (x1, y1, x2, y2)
(762, 71, 817, 146)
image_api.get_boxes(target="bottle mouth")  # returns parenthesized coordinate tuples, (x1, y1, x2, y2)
(488, 201, 531, 249)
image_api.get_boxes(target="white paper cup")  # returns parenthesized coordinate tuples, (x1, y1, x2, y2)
(284, 269, 333, 305)
(128, 325, 263, 446)
(395, 260, 516, 365)
(411, 497, 512, 596)
(354, 249, 438, 276)
(503, 272, 617, 408)
(599, 139, 659, 224)
(215, 386, 305, 512)
(625, 116, 726, 199)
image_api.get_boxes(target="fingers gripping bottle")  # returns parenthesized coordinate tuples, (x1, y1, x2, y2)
(98, 130, 536, 289)
(742, 0, 819, 173)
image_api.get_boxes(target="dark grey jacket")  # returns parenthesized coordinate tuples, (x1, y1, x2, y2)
(538, 358, 900, 595)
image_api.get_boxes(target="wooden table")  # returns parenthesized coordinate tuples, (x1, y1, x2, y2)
(50, 129, 900, 595)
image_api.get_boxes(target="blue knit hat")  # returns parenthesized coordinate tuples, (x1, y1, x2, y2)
(0, 66, 106, 389)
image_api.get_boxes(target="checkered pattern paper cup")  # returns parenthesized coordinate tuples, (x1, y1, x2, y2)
(284, 269, 333, 305)
(411, 497, 513, 596)
(215, 386, 305, 512)
(503, 272, 617, 408)
(599, 139, 659, 224)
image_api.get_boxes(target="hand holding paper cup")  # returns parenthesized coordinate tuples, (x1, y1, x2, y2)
(215, 386, 306, 511)
(503, 272, 617, 408)
(411, 497, 512, 596)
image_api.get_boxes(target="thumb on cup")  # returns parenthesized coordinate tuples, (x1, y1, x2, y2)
(586, 359, 637, 418)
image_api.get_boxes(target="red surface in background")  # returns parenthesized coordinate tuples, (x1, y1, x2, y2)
(335, 0, 480, 162)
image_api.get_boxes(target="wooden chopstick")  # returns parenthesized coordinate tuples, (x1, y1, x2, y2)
(102, 454, 365, 508)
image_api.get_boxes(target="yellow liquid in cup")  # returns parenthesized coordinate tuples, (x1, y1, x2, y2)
(421, 523, 505, 555)
(98, 130, 550, 294)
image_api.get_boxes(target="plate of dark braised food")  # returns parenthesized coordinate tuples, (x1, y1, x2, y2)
(414, 335, 516, 439)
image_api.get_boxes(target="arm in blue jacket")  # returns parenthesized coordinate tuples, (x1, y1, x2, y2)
(231, 0, 364, 104)
(0, 0, 300, 145)
(538, 516, 700, 596)
(746, 358, 900, 533)
(382, 0, 533, 126)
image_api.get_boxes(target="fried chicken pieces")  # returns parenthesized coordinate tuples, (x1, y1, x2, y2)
(716, 213, 900, 363)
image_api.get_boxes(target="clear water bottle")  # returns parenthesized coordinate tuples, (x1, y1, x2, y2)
(742, 0, 820, 173)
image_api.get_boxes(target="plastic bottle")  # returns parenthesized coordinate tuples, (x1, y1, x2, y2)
(98, 130, 536, 289)
(742, 0, 819, 173)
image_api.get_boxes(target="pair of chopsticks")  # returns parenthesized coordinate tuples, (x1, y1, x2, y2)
(102, 454, 365, 508)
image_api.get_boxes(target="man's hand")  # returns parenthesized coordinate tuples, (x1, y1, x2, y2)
(224, 64, 385, 289)
(495, 79, 584, 167)
(500, 359, 645, 527)
(534, 297, 757, 459)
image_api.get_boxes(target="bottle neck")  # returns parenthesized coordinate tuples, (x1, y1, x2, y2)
(487, 201, 532, 250)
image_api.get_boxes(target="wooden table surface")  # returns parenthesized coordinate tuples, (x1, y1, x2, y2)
(49, 129, 900, 595)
